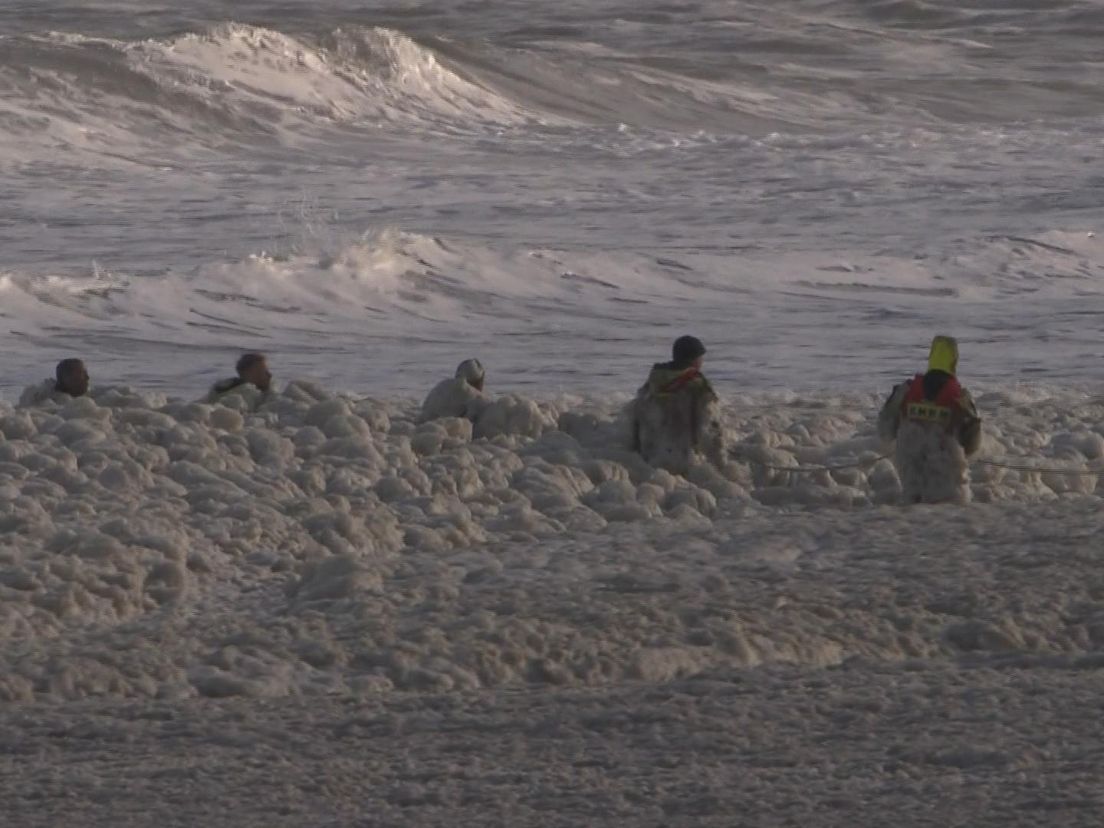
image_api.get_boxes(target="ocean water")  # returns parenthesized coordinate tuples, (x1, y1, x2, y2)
(6, 5, 1104, 825)
(2, 0, 1102, 397)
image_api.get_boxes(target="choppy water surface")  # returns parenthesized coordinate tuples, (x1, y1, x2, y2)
(2, 1, 1102, 395)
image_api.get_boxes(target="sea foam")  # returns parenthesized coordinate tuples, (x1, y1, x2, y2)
(1, 380, 1100, 701)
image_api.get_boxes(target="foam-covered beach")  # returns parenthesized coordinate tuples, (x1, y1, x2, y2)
(3, 383, 1104, 824)
(4, 380, 1103, 699)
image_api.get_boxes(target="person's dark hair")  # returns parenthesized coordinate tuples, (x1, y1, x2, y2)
(671, 336, 706, 368)
(236, 353, 266, 376)
(55, 358, 84, 386)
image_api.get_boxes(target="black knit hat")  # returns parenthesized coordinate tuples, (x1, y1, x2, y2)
(672, 335, 706, 366)
(236, 352, 266, 376)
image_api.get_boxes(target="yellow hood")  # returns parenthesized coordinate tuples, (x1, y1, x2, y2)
(928, 335, 959, 375)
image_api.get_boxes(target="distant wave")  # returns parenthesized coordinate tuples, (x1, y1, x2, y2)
(0, 25, 546, 160)
(0, 17, 968, 164)
(852, 0, 1104, 32)
(2, 10, 1101, 164)
(0, 20, 836, 158)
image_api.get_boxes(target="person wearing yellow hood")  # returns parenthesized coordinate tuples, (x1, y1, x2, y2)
(878, 336, 982, 504)
(631, 335, 725, 474)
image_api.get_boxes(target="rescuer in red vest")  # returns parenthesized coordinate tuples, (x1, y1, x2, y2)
(878, 336, 982, 504)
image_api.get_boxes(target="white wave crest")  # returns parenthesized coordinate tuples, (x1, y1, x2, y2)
(3, 228, 1104, 398)
(127, 24, 541, 130)
(0, 24, 546, 161)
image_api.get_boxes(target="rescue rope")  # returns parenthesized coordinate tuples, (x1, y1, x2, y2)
(731, 450, 1101, 477)
(973, 458, 1102, 477)
(728, 450, 889, 474)
(723, 394, 1104, 479)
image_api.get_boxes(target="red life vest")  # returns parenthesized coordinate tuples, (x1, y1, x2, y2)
(660, 367, 701, 394)
(901, 373, 962, 426)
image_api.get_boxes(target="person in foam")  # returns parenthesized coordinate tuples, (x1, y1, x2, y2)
(207, 352, 274, 406)
(878, 335, 982, 505)
(18, 358, 91, 406)
(55, 358, 90, 398)
(419, 358, 488, 423)
(631, 335, 725, 475)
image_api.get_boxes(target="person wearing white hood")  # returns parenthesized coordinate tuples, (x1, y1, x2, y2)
(419, 358, 489, 423)
(878, 335, 982, 504)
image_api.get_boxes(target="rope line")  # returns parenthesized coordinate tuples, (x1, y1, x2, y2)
(730, 450, 1102, 477)
(728, 450, 888, 474)
(973, 458, 1102, 477)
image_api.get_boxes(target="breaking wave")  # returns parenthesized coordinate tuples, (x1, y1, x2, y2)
(5, 3, 1097, 162)
(0, 24, 544, 157)
(3, 228, 1104, 396)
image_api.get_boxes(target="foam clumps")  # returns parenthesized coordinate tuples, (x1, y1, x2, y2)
(1, 382, 1102, 702)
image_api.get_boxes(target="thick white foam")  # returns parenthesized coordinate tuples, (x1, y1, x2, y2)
(0, 380, 1100, 701)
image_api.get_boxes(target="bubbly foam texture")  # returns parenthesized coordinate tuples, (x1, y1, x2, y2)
(1, 381, 1101, 702)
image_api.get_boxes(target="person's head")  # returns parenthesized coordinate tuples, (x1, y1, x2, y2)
(236, 352, 272, 392)
(671, 335, 706, 370)
(455, 358, 485, 392)
(54, 358, 89, 397)
(928, 335, 959, 376)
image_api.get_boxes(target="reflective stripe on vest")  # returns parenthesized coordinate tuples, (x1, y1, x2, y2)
(902, 373, 961, 424)
(905, 401, 953, 423)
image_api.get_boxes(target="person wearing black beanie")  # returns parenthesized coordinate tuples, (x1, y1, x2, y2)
(631, 335, 724, 474)
(670, 335, 706, 370)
